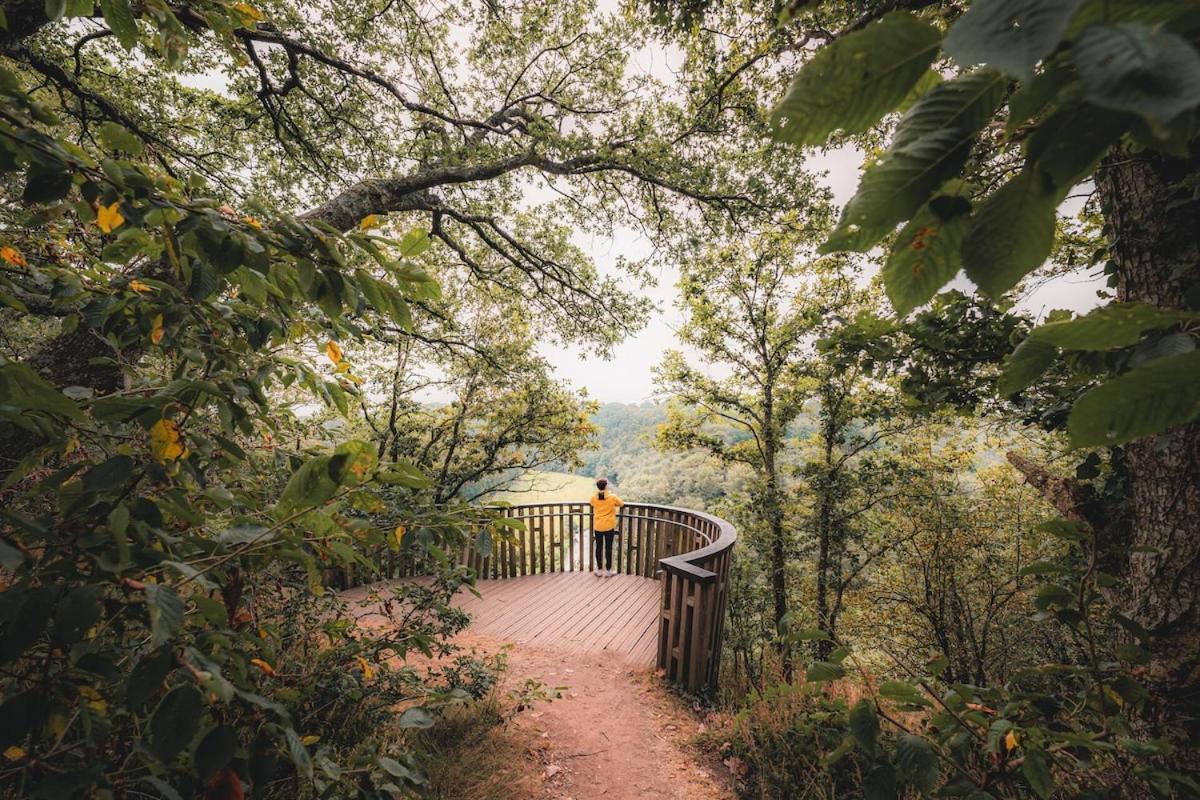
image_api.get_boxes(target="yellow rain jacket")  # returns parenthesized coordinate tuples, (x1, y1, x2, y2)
(589, 492, 624, 532)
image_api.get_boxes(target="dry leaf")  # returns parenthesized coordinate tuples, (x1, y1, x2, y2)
(250, 658, 276, 677)
(149, 418, 187, 464)
(96, 201, 125, 234)
(0, 246, 27, 267)
(150, 313, 164, 344)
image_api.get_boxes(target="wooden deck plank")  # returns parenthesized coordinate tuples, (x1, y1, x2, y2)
(469, 573, 660, 664)
(540, 574, 638, 645)
(358, 572, 663, 666)
(584, 577, 657, 649)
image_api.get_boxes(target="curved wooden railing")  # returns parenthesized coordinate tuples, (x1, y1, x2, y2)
(348, 502, 735, 692)
(473, 502, 736, 692)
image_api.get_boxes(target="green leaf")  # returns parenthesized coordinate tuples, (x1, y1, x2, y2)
(126, 647, 174, 708)
(378, 460, 432, 489)
(145, 583, 184, 648)
(896, 733, 939, 795)
(1020, 560, 1068, 575)
(150, 686, 202, 763)
(285, 728, 313, 780)
(97, 121, 144, 155)
(398, 707, 435, 728)
(0, 537, 24, 571)
(1025, 102, 1126, 196)
(278, 455, 336, 513)
(378, 756, 421, 782)
(1006, 59, 1075, 135)
(53, 585, 101, 645)
(849, 698, 879, 752)
(328, 439, 376, 487)
(998, 337, 1057, 395)
(1067, 350, 1200, 446)
(882, 186, 972, 315)
(21, 170, 73, 206)
(195, 725, 237, 780)
(770, 11, 942, 146)
(863, 762, 897, 800)
(805, 661, 845, 682)
(98, 0, 138, 50)
(1022, 747, 1055, 798)
(0, 361, 84, 421)
(824, 70, 1006, 252)
(396, 228, 431, 257)
(944, 0, 1087, 80)
(44, 0, 66, 21)
(1074, 24, 1200, 127)
(879, 680, 932, 708)
(1028, 303, 1200, 351)
(962, 170, 1058, 297)
(474, 529, 493, 559)
(140, 777, 184, 800)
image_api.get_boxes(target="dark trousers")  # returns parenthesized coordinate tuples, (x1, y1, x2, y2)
(594, 530, 616, 570)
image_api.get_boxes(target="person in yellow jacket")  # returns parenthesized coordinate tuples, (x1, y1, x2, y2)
(589, 478, 623, 577)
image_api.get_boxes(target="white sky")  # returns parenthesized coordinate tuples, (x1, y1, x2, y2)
(540, 140, 1107, 404)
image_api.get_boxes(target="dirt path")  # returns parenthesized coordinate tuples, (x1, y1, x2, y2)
(457, 631, 734, 800)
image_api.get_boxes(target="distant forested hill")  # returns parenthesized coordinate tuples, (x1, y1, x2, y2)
(545, 402, 756, 511)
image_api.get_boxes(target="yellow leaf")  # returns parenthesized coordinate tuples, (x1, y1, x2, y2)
(149, 418, 188, 464)
(355, 655, 374, 680)
(394, 525, 406, 546)
(358, 214, 379, 230)
(0, 245, 27, 267)
(150, 313, 164, 345)
(129, 279, 152, 293)
(47, 710, 68, 739)
(232, 2, 264, 21)
(1005, 730, 1019, 751)
(96, 202, 125, 234)
(63, 436, 79, 456)
(250, 658, 276, 677)
(345, 372, 364, 386)
(3, 746, 25, 762)
(242, 215, 262, 230)
(325, 340, 343, 365)
(300, 735, 320, 746)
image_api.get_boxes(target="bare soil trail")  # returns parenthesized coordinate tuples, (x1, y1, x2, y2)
(458, 630, 735, 800)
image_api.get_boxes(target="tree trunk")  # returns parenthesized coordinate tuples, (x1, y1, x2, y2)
(762, 392, 791, 679)
(813, 417, 837, 661)
(1095, 145, 1200, 751)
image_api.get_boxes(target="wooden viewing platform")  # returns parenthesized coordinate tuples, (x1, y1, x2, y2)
(447, 572, 662, 664)
(350, 502, 737, 691)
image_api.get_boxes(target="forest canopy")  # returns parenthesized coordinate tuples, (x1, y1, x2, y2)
(1, 0, 1198, 798)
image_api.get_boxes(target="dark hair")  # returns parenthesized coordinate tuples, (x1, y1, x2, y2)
(596, 478, 607, 500)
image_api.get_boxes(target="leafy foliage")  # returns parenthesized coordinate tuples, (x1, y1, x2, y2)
(770, 0, 1200, 446)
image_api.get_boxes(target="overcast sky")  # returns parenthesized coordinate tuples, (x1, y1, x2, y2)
(538, 139, 1106, 404)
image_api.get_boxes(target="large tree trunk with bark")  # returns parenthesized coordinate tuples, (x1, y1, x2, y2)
(1094, 145, 1200, 751)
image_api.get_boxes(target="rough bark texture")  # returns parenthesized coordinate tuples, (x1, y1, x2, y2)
(761, 390, 791, 678)
(1095, 146, 1200, 749)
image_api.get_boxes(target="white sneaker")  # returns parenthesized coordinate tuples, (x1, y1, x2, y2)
(605, 569, 616, 577)
(593, 568, 604, 576)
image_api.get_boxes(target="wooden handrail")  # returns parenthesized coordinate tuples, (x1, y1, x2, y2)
(342, 500, 736, 693)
